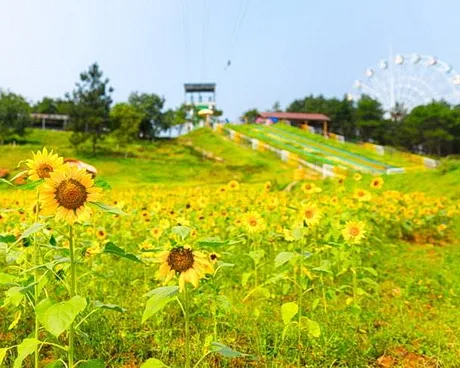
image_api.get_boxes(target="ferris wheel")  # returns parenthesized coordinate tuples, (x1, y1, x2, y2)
(347, 53, 460, 114)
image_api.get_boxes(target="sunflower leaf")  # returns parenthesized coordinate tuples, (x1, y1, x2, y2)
(142, 286, 179, 323)
(140, 358, 169, 368)
(210, 342, 248, 358)
(9, 170, 28, 183)
(103, 242, 142, 263)
(17, 180, 44, 190)
(13, 338, 41, 368)
(93, 301, 126, 313)
(90, 202, 126, 215)
(18, 223, 46, 241)
(94, 179, 111, 190)
(0, 178, 14, 187)
(79, 359, 106, 368)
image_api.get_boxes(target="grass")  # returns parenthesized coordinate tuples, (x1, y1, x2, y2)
(0, 127, 459, 367)
(0, 128, 295, 188)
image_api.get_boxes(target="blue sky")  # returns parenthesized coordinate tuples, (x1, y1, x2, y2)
(0, 0, 459, 120)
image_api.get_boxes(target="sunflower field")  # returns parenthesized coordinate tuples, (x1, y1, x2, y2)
(0, 147, 460, 368)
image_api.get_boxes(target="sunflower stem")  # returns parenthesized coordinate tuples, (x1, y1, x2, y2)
(352, 243, 358, 307)
(184, 284, 191, 368)
(68, 225, 76, 368)
(33, 193, 40, 368)
(297, 237, 305, 368)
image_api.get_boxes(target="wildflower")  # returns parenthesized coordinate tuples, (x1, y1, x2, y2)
(26, 147, 64, 181)
(438, 224, 447, 232)
(39, 164, 101, 224)
(353, 188, 372, 202)
(159, 219, 170, 230)
(155, 246, 214, 291)
(301, 182, 322, 194)
(300, 202, 322, 226)
(353, 173, 362, 181)
(95, 228, 106, 241)
(150, 227, 163, 239)
(209, 252, 220, 264)
(264, 181, 272, 191)
(227, 180, 240, 191)
(242, 211, 266, 233)
(370, 177, 384, 189)
(342, 221, 366, 244)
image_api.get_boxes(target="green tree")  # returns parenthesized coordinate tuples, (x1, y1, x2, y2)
(34, 97, 58, 114)
(241, 108, 259, 123)
(355, 95, 385, 141)
(0, 90, 31, 145)
(67, 63, 113, 153)
(403, 102, 458, 155)
(128, 92, 165, 139)
(110, 103, 143, 157)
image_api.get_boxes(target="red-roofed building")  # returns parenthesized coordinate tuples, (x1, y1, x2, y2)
(257, 112, 331, 135)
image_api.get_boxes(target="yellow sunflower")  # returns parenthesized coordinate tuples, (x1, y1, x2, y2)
(342, 221, 366, 244)
(26, 147, 64, 181)
(227, 180, 240, 191)
(370, 177, 384, 189)
(39, 164, 102, 224)
(300, 202, 322, 226)
(353, 188, 372, 202)
(242, 211, 266, 233)
(155, 246, 214, 291)
(301, 182, 322, 194)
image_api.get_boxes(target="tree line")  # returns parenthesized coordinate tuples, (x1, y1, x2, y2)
(242, 95, 460, 156)
(0, 63, 222, 153)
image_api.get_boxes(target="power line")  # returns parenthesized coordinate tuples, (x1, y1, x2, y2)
(181, 0, 191, 81)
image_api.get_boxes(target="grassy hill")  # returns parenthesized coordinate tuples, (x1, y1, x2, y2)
(0, 128, 296, 188)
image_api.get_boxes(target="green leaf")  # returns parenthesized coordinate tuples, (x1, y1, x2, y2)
(94, 179, 112, 190)
(2, 286, 26, 307)
(140, 358, 168, 368)
(312, 298, 320, 311)
(142, 286, 179, 323)
(18, 222, 46, 241)
(91, 201, 126, 215)
(93, 301, 126, 313)
(18, 180, 44, 190)
(306, 319, 321, 338)
(210, 342, 247, 358)
(103, 242, 141, 263)
(312, 260, 332, 274)
(361, 277, 379, 287)
(0, 234, 16, 243)
(0, 348, 7, 366)
(79, 359, 106, 368)
(197, 236, 244, 248)
(363, 267, 378, 277)
(171, 226, 191, 240)
(9, 170, 28, 183)
(37, 296, 87, 337)
(0, 272, 16, 284)
(274, 251, 296, 268)
(0, 178, 14, 187)
(281, 302, 298, 325)
(248, 250, 265, 265)
(14, 338, 40, 368)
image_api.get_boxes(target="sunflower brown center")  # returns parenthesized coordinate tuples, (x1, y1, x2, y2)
(55, 179, 88, 210)
(349, 227, 360, 236)
(249, 218, 258, 226)
(167, 247, 194, 273)
(304, 210, 313, 219)
(37, 164, 54, 179)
